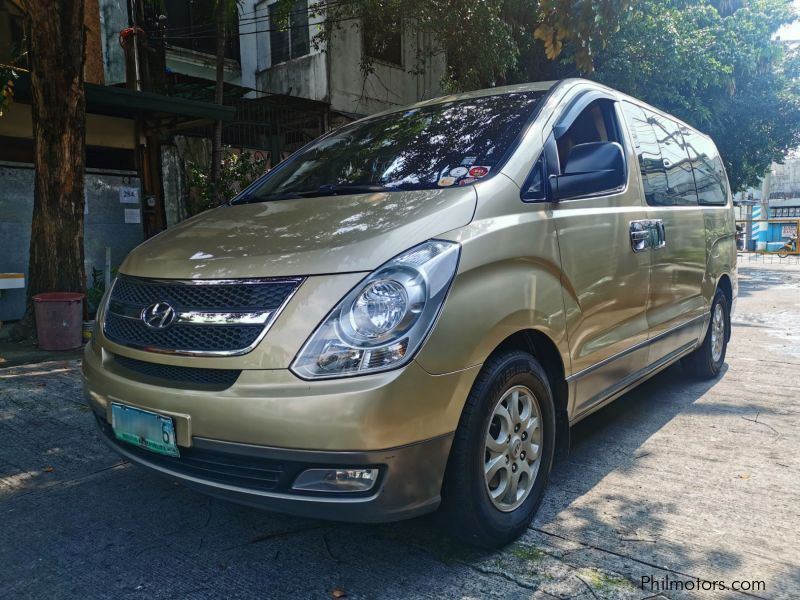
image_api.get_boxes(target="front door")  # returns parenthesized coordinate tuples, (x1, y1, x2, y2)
(550, 99, 652, 418)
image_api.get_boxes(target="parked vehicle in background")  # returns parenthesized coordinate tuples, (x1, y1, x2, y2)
(778, 235, 797, 258)
(83, 78, 737, 548)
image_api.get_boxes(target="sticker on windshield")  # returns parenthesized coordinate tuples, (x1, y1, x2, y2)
(437, 176, 456, 187)
(468, 166, 491, 178)
(449, 166, 468, 178)
(458, 177, 478, 186)
(461, 156, 477, 166)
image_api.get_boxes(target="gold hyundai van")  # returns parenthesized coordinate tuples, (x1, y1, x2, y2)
(83, 78, 736, 548)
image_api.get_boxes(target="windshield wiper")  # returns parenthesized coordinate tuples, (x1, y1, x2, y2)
(232, 184, 389, 204)
(231, 191, 304, 205)
(312, 184, 390, 196)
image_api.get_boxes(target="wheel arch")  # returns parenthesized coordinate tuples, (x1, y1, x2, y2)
(484, 329, 571, 462)
(716, 273, 733, 342)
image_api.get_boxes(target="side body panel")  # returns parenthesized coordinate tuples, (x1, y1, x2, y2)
(415, 174, 570, 377)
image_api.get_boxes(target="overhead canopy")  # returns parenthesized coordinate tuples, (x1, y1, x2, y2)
(13, 74, 234, 124)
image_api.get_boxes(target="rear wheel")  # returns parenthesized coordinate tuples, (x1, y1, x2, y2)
(682, 289, 730, 378)
(441, 351, 556, 548)
(778, 248, 789, 259)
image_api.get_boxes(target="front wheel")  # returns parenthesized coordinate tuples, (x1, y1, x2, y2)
(778, 248, 789, 259)
(682, 289, 730, 379)
(440, 351, 556, 548)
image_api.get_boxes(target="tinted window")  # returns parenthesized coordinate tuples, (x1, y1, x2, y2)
(683, 128, 727, 206)
(650, 113, 697, 205)
(620, 102, 669, 205)
(238, 92, 545, 201)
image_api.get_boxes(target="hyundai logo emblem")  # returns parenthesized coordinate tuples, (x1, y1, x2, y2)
(142, 301, 176, 330)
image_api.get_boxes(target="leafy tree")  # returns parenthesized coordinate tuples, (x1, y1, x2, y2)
(14, 0, 87, 337)
(314, 0, 630, 90)
(588, 0, 800, 191)
(188, 148, 266, 214)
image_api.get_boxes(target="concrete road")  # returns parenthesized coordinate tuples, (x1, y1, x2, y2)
(1, 262, 798, 599)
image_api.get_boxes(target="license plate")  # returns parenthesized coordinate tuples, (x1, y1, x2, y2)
(111, 403, 180, 458)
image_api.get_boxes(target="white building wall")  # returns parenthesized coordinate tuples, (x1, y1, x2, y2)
(247, 0, 328, 102)
(245, 4, 445, 115)
(328, 23, 444, 115)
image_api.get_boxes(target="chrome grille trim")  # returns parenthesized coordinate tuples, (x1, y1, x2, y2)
(102, 275, 304, 357)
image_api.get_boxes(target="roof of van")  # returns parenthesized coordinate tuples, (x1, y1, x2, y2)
(368, 78, 711, 141)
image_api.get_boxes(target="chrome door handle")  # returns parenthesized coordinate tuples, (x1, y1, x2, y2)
(630, 221, 651, 253)
(630, 219, 666, 253)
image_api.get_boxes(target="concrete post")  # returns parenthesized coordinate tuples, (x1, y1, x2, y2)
(755, 172, 771, 251)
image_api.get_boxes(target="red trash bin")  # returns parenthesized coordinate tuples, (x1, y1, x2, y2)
(33, 292, 85, 351)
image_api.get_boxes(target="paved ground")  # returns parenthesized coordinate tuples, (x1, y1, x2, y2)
(1, 262, 798, 599)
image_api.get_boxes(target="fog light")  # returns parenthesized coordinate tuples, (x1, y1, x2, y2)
(292, 468, 379, 493)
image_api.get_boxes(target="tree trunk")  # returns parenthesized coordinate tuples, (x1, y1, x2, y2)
(209, 0, 227, 206)
(15, 1, 87, 339)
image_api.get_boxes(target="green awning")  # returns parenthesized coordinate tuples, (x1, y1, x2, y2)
(14, 73, 234, 122)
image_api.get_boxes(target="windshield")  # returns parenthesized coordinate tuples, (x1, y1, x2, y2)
(235, 91, 546, 203)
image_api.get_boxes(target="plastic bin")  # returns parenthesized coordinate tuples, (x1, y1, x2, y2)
(33, 292, 85, 350)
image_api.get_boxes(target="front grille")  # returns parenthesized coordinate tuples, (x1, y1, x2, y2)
(103, 275, 302, 355)
(111, 277, 299, 311)
(105, 315, 263, 353)
(113, 354, 241, 389)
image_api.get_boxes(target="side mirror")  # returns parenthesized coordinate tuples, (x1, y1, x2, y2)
(550, 142, 626, 201)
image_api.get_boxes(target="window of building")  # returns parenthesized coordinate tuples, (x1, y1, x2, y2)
(363, 15, 402, 66)
(269, 0, 310, 65)
(164, 0, 240, 60)
(621, 102, 669, 205)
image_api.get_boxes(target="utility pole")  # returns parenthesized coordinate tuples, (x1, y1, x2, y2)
(129, 0, 142, 91)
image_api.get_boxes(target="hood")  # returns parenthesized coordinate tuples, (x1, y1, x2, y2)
(119, 187, 477, 279)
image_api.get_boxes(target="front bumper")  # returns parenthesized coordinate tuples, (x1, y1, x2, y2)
(83, 341, 480, 522)
(94, 415, 453, 522)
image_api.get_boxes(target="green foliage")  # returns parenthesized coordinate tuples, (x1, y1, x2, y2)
(0, 67, 17, 117)
(315, 1, 628, 91)
(87, 267, 118, 316)
(589, 0, 800, 191)
(188, 148, 266, 214)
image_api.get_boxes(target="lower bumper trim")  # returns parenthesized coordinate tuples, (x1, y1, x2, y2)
(95, 415, 453, 523)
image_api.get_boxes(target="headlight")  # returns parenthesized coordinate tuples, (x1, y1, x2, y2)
(291, 240, 460, 379)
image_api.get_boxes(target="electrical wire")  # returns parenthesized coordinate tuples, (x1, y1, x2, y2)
(160, 15, 367, 40)
(142, 0, 349, 36)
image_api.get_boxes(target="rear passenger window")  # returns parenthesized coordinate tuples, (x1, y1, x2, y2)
(649, 114, 697, 206)
(621, 102, 697, 206)
(683, 128, 728, 206)
(620, 102, 669, 205)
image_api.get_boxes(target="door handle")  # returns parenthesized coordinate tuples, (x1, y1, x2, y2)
(630, 219, 666, 253)
(630, 221, 651, 253)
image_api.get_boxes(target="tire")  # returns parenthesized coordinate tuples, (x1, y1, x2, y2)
(778, 248, 789, 259)
(682, 289, 730, 379)
(440, 351, 556, 549)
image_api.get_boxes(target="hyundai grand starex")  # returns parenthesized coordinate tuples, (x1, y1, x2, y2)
(83, 78, 737, 548)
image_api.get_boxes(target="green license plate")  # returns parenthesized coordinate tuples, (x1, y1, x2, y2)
(111, 403, 179, 458)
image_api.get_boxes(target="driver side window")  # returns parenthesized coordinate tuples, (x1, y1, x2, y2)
(556, 100, 622, 171)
